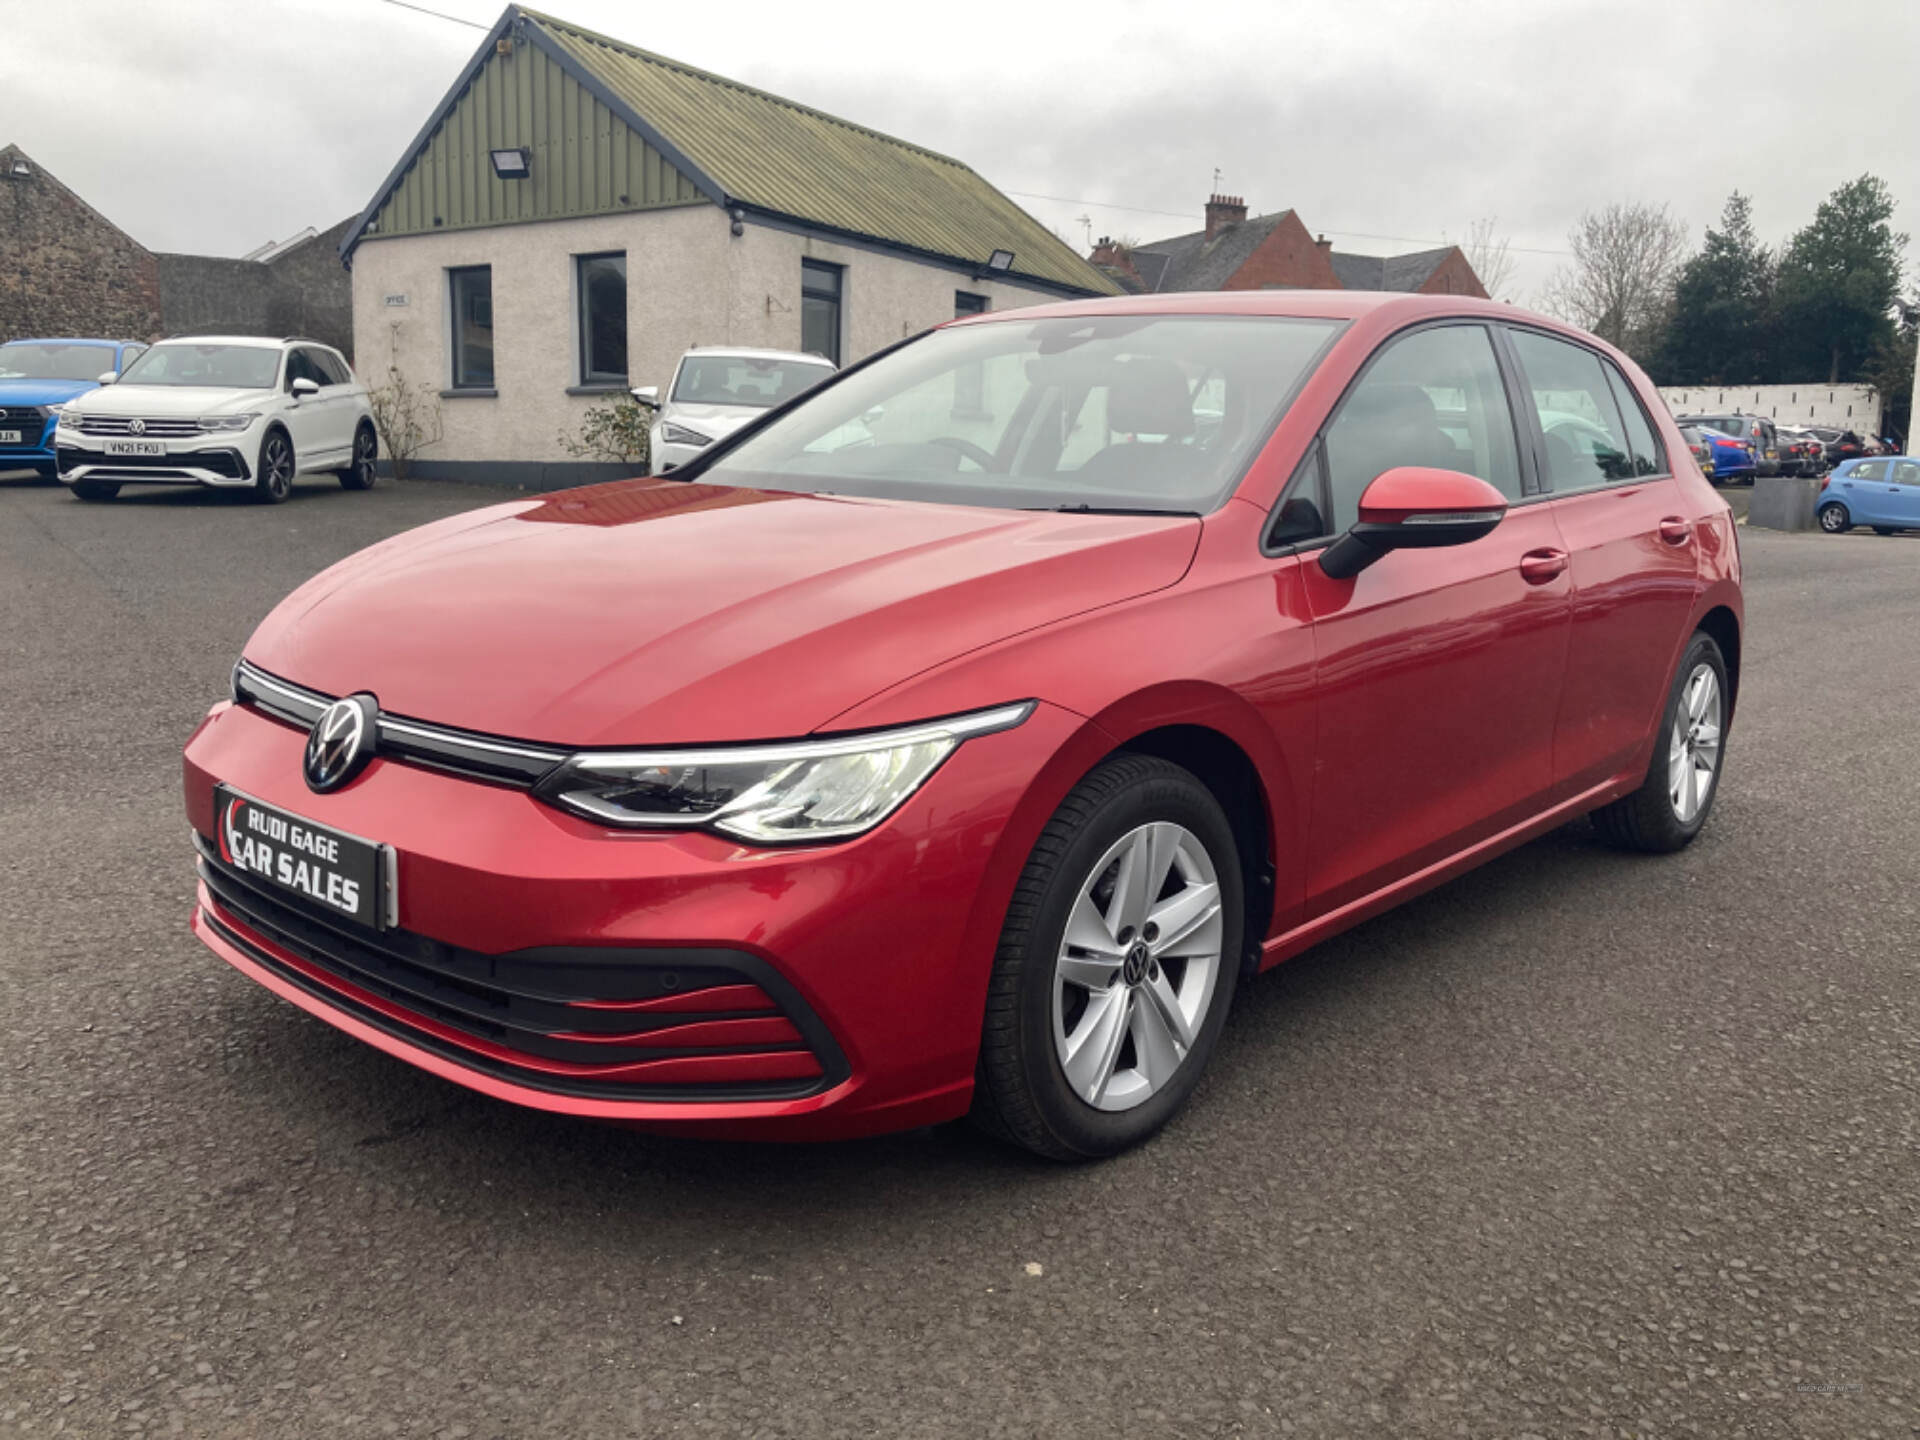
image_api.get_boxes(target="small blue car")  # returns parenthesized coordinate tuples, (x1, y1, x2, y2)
(0, 337, 146, 478)
(1818, 457, 1920, 534)
(1681, 424, 1755, 485)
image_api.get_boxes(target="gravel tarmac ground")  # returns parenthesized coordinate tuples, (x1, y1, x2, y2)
(0, 470, 1915, 1439)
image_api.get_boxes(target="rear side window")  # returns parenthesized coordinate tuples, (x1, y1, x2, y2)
(1893, 461, 1920, 486)
(1602, 363, 1665, 476)
(1322, 324, 1522, 534)
(1508, 330, 1635, 490)
(1852, 460, 1888, 481)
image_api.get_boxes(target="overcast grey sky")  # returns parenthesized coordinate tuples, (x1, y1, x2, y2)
(5, 0, 1915, 301)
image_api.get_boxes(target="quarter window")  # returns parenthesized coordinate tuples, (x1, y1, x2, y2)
(1508, 330, 1636, 490)
(801, 260, 843, 365)
(449, 265, 494, 389)
(1892, 461, 1920, 486)
(1602, 362, 1665, 476)
(576, 252, 627, 384)
(1322, 324, 1522, 535)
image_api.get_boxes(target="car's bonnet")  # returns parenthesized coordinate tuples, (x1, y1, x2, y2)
(72, 384, 269, 417)
(243, 479, 1202, 747)
(0, 377, 98, 405)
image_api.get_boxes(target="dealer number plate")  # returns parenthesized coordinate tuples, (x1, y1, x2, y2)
(213, 785, 395, 930)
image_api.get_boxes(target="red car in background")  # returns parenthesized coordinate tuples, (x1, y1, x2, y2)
(184, 292, 1742, 1159)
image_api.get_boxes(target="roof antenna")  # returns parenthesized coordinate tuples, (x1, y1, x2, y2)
(1212, 167, 1223, 194)
(1076, 213, 1092, 249)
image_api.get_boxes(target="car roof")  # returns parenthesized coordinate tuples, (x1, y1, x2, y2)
(151, 335, 294, 348)
(953, 289, 1526, 325)
(679, 346, 834, 365)
(4, 337, 130, 346)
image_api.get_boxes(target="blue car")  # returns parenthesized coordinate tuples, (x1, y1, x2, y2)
(0, 338, 146, 478)
(1679, 424, 1753, 485)
(1817, 457, 1920, 534)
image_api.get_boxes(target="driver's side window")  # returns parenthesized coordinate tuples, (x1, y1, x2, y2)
(1321, 324, 1522, 534)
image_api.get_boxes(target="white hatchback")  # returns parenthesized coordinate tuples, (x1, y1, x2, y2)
(639, 347, 835, 475)
(54, 336, 376, 504)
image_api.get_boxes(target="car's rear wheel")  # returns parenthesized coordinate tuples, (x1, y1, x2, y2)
(1818, 502, 1851, 533)
(1592, 630, 1728, 854)
(253, 429, 294, 504)
(971, 754, 1243, 1160)
(70, 480, 120, 502)
(337, 424, 377, 490)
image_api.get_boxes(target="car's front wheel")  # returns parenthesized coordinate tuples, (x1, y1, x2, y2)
(70, 480, 120, 502)
(337, 424, 377, 490)
(1818, 502, 1851, 533)
(1592, 630, 1728, 853)
(972, 754, 1243, 1160)
(253, 429, 294, 504)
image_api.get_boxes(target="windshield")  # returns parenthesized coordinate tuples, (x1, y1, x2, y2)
(699, 315, 1342, 513)
(119, 343, 280, 389)
(672, 355, 834, 408)
(0, 342, 116, 381)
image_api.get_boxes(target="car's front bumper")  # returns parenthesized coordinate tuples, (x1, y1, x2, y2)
(183, 695, 1076, 1139)
(648, 438, 708, 475)
(55, 431, 256, 487)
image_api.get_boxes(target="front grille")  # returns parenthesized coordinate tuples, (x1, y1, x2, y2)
(77, 415, 202, 437)
(195, 834, 843, 1101)
(234, 660, 566, 788)
(57, 446, 248, 479)
(0, 405, 45, 427)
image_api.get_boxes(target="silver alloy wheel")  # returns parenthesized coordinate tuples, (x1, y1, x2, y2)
(352, 428, 375, 485)
(1668, 663, 1722, 824)
(261, 433, 293, 499)
(1052, 821, 1224, 1113)
(1819, 504, 1847, 533)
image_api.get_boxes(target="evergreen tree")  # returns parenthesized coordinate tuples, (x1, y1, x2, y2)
(1657, 193, 1773, 385)
(1772, 175, 1906, 383)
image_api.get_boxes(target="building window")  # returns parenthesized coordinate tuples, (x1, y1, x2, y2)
(576, 252, 627, 384)
(952, 294, 990, 417)
(954, 291, 989, 317)
(449, 265, 493, 389)
(801, 259, 842, 365)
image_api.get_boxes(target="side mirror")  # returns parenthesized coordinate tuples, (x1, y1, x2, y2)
(290, 377, 321, 399)
(1320, 467, 1508, 580)
(96, 371, 117, 385)
(631, 385, 659, 407)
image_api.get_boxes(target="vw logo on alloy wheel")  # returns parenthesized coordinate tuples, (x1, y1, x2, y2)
(127, 418, 146, 435)
(303, 694, 380, 793)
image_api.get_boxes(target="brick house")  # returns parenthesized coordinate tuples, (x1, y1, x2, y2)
(0, 143, 355, 356)
(1092, 194, 1487, 299)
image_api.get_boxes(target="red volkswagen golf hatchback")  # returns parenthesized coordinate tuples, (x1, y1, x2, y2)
(184, 292, 1741, 1159)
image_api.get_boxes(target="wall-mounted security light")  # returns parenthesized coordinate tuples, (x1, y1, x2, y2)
(489, 147, 531, 180)
(985, 249, 1014, 273)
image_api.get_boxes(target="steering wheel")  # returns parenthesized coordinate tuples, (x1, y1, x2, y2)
(928, 436, 1004, 473)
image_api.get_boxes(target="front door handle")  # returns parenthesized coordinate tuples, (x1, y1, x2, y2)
(1658, 516, 1694, 546)
(1519, 548, 1569, 585)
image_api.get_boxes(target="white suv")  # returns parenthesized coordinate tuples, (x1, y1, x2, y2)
(54, 336, 377, 504)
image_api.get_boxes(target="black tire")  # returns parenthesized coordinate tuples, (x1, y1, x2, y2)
(337, 423, 378, 490)
(70, 480, 120, 502)
(253, 428, 294, 504)
(1591, 630, 1729, 854)
(1817, 502, 1851, 533)
(970, 754, 1244, 1161)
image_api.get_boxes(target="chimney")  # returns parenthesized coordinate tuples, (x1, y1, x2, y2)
(1090, 235, 1124, 268)
(1204, 193, 1247, 238)
(1315, 233, 1333, 256)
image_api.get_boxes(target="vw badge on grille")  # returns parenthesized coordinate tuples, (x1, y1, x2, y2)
(128, 418, 146, 435)
(304, 694, 379, 794)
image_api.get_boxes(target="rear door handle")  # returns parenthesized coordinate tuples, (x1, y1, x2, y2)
(1658, 516, 1693, 546)
(1519, 548, 1569, 585)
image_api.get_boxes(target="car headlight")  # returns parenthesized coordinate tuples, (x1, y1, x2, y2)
(533, 702, 1035, 843)
(56, 408, 81, 429)
(43, 402, 65, 416)
(660, 422, 712, 448)
(199, 413, 260, 432)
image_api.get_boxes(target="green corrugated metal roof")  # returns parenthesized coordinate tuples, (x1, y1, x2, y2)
(518, 7, 1118, 296)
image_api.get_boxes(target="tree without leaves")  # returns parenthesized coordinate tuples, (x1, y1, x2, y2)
(1772, 174, 1907, 384)
(1540, 203, 1688, 362)
(1463, 218, 1517, 303)
(1656, 192, 1774, 386)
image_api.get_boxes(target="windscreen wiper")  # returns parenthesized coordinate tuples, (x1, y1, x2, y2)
(1038, 503, 1199, 516)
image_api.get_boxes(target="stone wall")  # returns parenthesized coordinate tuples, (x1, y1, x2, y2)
(156, 218, 354, 358)
(0, 144, 161, 342)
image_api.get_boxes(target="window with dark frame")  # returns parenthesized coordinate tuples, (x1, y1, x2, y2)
(576, 252, 628, 385)
(800, 259, 843, 365)
(954, 291, 989, 317)
(449, 265, 494, 390)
